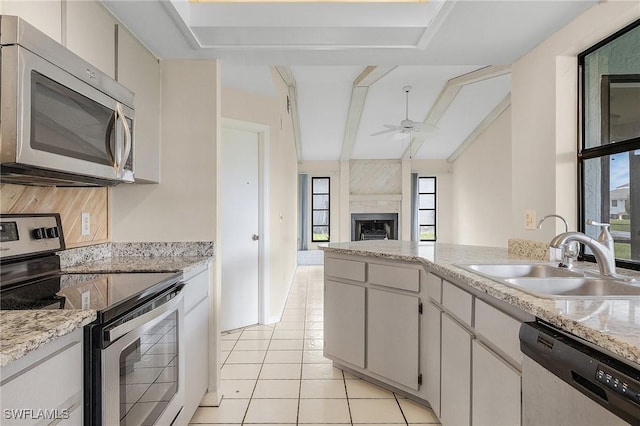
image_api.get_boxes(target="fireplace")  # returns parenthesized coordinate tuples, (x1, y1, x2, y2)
(351, 213, 398, 241)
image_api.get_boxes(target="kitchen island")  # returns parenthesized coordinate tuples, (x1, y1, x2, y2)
(322, 240, 640, 364)
(321, 240, 640, 426)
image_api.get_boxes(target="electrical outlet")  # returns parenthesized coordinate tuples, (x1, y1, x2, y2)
(82, 291, 90, 309)
(81, 212, 91, 236)
(524, 209, 537, 230)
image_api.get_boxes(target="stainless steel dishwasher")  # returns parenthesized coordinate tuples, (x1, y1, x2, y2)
(519, 322, 639, 426)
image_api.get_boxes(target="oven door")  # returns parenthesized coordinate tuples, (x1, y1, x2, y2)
(0, 45, 134, 183)
(102, 289, 185, 426)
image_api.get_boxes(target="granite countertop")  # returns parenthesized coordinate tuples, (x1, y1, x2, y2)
(62, 256, 212, 275)
(0, 310, 96, 367)
(322, 240, 640, 366)
(1, 244, 213, 368)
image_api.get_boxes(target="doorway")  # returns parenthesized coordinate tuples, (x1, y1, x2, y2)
(220, 119, 268, 331)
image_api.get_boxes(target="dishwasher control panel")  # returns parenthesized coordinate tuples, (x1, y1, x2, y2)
(596, 366, 640, 406)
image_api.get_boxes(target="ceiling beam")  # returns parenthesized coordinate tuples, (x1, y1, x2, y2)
(340, 66, 396, 161)
(447, 92, 511, 163)
(402, 64, 511, 160)
(274, 66, 303, 162)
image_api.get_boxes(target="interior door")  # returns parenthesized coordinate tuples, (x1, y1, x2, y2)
(220, 127, 260, 332)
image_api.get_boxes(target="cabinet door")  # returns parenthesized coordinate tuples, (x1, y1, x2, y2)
(0, 1, 62, 43)
(472, 340, 521, 426)
(367, 288, 420, 390)
(425, 301, 441, 417)
(117, 26, 161, 183)
(440, 314, 471, 426)
(324, 280, 365, 368)
(66, 1, 117, 78)
(1, 329, 83, 425)
(184, 299, 210, 421)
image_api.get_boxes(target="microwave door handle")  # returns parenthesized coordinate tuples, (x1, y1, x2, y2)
(113, 104, 125, 174)
(118, 103, 132, 174)
(105, 111, 117, 170)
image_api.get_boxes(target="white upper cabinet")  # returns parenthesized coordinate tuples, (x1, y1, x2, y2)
(117, 26, 161, 183)
(0, 1, 63, 43)
(65, 1, 117, 78)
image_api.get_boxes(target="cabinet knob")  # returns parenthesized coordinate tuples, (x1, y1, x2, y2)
(252, 234, 260, 241)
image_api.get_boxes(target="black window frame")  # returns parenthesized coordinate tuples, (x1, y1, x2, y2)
(418, 176, 437, 242)
(577, 19, 640, 271)
(311, 177, 330, 243)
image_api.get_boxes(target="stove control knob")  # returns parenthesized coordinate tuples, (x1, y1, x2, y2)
(32, 227, 47, 240)
(46, 226, 60, 238)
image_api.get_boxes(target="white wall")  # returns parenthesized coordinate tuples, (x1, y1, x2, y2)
(451, 108, 512, 247)
(111, 60, 219, 242)
(510, 1, 640, 243)
(221, 75, 298, 322)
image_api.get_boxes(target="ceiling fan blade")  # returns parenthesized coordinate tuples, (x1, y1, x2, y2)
(412, 122, 438, 132)
(371, 127, 399, 136)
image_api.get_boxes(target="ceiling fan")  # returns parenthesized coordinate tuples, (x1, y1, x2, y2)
(371, 86, 435, 136)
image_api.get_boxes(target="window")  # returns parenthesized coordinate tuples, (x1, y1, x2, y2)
(311, 177, 330, 242)
(579, 20, 640, 269)
(418, 177, 436, 241)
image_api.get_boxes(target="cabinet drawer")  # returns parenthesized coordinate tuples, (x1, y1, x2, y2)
(425, 273, 442, 302)
(442, 280, 473, 326)
(475, 299, 522, 365)
(1, 334, 83, 419)
(325, 258, 366, 282)
(369, 263, 420, 292)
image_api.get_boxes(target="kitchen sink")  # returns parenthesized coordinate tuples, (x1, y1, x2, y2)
(504, 277, 640, 299)
(457, 263, 640, 299)
(462, 263, 582, 278)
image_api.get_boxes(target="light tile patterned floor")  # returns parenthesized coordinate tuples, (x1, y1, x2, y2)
(189, 265, 441, 425)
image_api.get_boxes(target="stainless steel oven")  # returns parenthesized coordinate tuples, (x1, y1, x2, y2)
(0, 214, 187, 425)
(0, 15, 134, 186)
(99, 283, 185, 426)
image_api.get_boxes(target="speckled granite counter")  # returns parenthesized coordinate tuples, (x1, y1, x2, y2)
(62, 256, 211, 275)
(0, 310, 96, 367)
(322, 240, 640, 366)
(1, 241, 214, 368)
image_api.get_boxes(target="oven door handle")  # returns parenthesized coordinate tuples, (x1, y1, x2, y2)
(104, 284, 185, 344)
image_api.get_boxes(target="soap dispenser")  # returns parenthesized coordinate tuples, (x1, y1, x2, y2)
(587, 220, 614, 253)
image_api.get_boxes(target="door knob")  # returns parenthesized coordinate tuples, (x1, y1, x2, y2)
(252, 234, 260, 241)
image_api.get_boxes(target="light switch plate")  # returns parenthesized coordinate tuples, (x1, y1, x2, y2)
(524, 210, 537, 230)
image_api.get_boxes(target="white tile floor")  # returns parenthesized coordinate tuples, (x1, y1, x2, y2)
(189, 265, 441, 425)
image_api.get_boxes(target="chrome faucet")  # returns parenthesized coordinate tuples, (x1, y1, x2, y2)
(537, 214, 569, 233)
(538, 214, 579, 268)
(549, 232, 616, 276)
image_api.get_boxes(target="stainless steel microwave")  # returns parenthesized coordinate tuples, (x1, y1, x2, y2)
(0, 15, 135, 186)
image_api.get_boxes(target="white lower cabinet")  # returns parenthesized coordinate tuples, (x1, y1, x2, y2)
(181, 267, 211, 423)
(367, 288, 420, 389)
(324, 279, 365, 368)
(425, 301, 442, 418)
(428, 274, 530, 426)
(0, 329, 83, 426)
(440, 314, 472, 426)
(472, 340, 521, 426)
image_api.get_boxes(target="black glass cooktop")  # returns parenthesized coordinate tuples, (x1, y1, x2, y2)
(0, 271, 182, 322)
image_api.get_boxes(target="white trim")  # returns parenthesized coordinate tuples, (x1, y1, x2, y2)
(403, 64, 512, 160)
(221, 117, 271, 326)
(267, 265, 299, 325)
